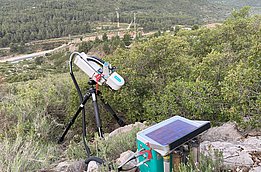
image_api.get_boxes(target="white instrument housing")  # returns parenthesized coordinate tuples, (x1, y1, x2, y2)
(74, 52, 124, 90)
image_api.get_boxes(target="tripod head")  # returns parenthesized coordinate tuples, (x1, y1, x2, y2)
(88, 79, 97, 86)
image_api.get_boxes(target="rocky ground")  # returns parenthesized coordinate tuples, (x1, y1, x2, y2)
(50, 122, 261, 172)
(201, 123, 261, 172)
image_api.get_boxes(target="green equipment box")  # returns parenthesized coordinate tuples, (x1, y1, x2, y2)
(136, 116, 210, 172)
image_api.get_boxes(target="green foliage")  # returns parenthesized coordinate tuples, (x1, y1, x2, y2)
(102, 9, 261, 127)
(0, 138, 60, 172)
(102, 33, 108, 42)
(221, 62, 261, 127)
(232, 6, 251, 18)
(0, 74, 73, 171)
(192, 25, 199, 30)
(78, 41, 94, 53)
(0, 52, 69, 83)
(66, 127, 141, 161)
(179, 151, 224, 172)
(144, 80, 221, 122)
(122, 33, 132, 46)
(1, 8, 260, 128)
(78, 35, 127, 55)
(10, 42, 26, 53)
(2, 0, 259, 47)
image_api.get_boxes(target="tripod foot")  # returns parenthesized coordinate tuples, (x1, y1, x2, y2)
(57, 137, 64, 144)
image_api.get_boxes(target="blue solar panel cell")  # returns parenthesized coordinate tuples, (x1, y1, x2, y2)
(145, 120, 198, 146)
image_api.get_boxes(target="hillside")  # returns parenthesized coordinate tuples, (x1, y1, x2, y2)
(0, 0, 228, 47)
(1, 0, 260, 48)
(209, 0, 261, 14)
(209, 0, 261, 8)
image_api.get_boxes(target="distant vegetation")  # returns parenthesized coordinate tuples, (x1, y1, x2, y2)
(101, 7, 261, 128)
(1, 0, 260, 48)
(0, 0, 252, 48)
(209, 0, 261, 9)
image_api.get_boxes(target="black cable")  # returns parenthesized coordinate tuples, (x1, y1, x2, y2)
(69, 52, 91, 157)
(69, 52, 105, 169)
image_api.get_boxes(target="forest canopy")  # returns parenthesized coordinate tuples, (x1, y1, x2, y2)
(1, 0, 256, 47)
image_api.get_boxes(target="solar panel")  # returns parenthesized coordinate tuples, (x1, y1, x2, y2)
(137, 116, 210, 156)
(145, 120, 198, 146)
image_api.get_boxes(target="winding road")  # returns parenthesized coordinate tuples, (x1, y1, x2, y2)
(0, 30, 155, 63)
(0, 44, 68, 63)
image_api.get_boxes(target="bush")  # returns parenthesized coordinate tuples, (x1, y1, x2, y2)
(101, 10, 261, 127)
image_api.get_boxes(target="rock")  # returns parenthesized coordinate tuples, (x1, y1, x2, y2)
(242, 136, 261, 152)
(224, 151, 254, 167)
(52, 160, 100, 172)
(201, 123, 261, 171)
(53, 160, 86, 172)
(201, 140, 254, 167)
(200, 140, 256, 169)
(200, 141, 241, 158)
(87, 161, 99, 172)
(116, 150, 137, 172)
(201, 122, 242, 142)
(250, 166, 261, 172)
(109, 122, 147, 137)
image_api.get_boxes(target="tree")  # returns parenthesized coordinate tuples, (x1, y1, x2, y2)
(231, 6, 251, 19)
(102, 33, 108, 42)
(102, 42, 110, 54)
(94, 36, 101, 44)
(0, 37, 8, 47)
(122, 33, 132, 46)
(35, 56, 44, 65)
(10, 42, 25, 53)
(221, 62, 260, 127)
(78, 41, 94, 53)
(192, 25, 199, 30)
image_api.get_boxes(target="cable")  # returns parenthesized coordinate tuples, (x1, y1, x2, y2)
(69, 52, 91, 157)
(69, 52, 105, 168)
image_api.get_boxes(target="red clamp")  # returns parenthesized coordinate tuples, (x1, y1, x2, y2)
(95, 73, 103, 93)
(138, 143, 152, 160)
(135, 142, 153, 167)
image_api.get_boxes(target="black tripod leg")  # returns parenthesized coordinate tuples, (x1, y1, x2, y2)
(58, 92, 91, 144)
(91, 91, 103, 138)
(98, 91, 126, 127)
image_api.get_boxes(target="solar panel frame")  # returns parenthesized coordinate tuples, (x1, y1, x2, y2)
(137, 116, 210, 156)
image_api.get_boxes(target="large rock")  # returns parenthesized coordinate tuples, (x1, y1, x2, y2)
(51, 160, 100, 172)
(250, 166, 261, 172)
(87, 161, 99, 172)
(201, 129, 261, 171)
(201, 122, 242, 142)
(52, 160, 86, 172)
(109, 122, 147, 137)
(242, 136, 261, 152)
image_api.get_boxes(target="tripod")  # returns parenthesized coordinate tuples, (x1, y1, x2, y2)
(58, 79, 125, 144)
